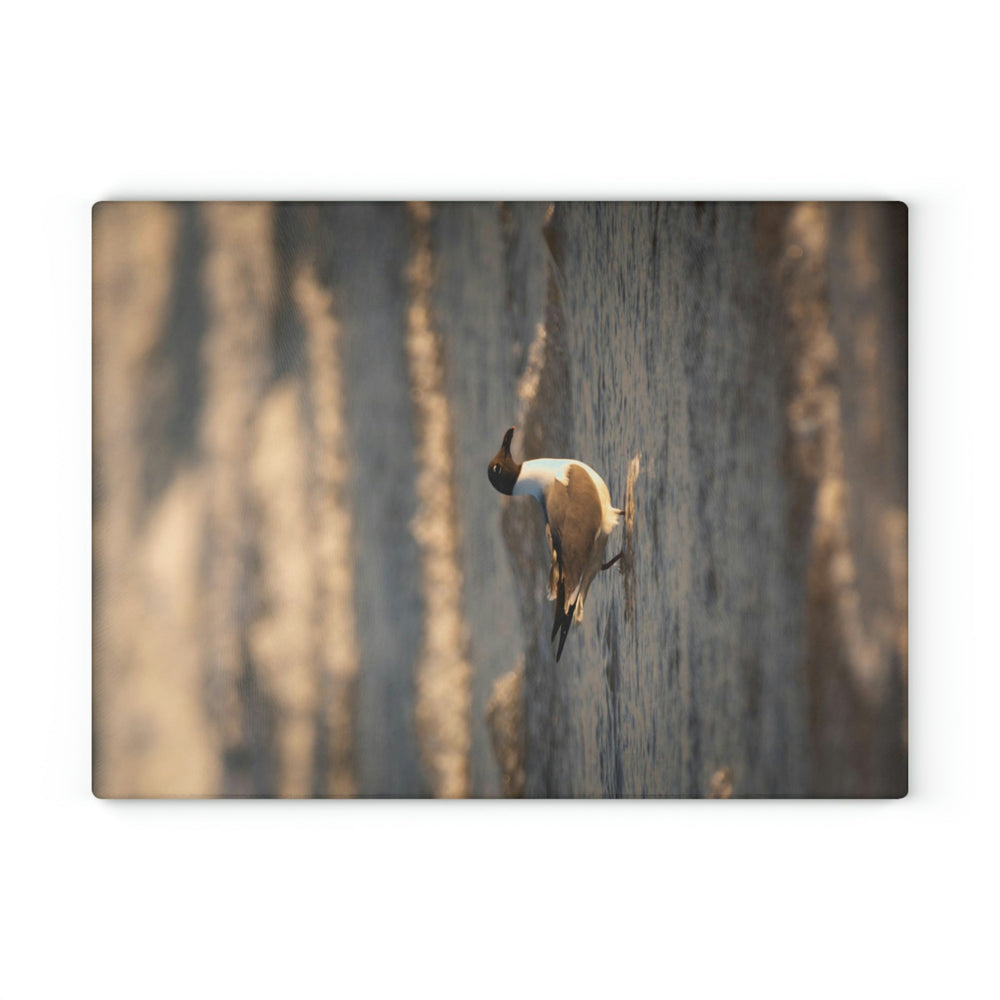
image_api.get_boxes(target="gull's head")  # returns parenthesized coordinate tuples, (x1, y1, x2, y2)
(488, 427, 519, 495)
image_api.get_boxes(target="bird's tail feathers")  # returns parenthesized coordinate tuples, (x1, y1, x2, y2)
(551, 577, 566, 641)
(556, 601, 576, 661)
(550, 575, 577, 661)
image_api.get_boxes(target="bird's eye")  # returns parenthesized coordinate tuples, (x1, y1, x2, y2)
(492, 465, 500, 474)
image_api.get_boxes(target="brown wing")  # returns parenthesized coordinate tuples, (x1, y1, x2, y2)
(545, 464, 603, 607)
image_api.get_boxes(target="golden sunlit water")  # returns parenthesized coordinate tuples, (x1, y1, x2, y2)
(92, 201, 907, 798)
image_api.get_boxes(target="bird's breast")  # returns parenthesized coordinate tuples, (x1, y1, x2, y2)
(512, 458, 570, 503)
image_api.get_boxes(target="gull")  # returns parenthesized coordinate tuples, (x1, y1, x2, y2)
(488, 427, 623, 660)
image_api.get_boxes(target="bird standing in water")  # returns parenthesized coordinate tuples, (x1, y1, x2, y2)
(488, 427, 623, 660)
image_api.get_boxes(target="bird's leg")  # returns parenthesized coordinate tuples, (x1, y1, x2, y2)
(601, 551, 624, 572)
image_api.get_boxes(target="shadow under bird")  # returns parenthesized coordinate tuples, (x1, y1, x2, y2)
(488, 427, 624, 660)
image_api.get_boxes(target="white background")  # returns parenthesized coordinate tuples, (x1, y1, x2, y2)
(2, 2, 996, 997)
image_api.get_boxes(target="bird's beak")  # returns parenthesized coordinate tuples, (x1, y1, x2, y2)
(502, 427, 514, 454)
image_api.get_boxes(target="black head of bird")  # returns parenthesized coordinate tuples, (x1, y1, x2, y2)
(487, 426, 521, 495)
